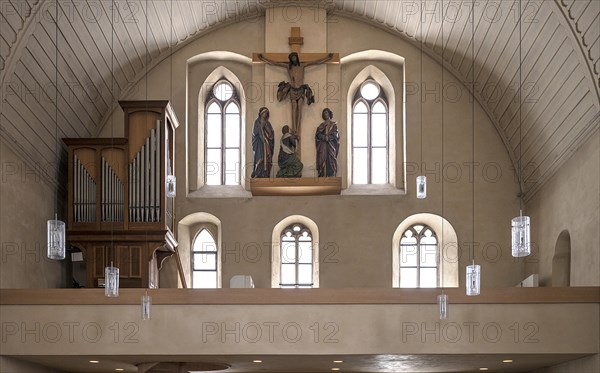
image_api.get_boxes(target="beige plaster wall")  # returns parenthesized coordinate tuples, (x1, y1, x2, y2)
(0, 140, 65, 289)
(97, 14, 526, 289)
(525, 130, 600, 286)
(1, 303, 598, 356)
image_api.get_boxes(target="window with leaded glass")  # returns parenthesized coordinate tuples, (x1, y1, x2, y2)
(205, 80, 241, 185)
(399, 224, 438, 288)
(352, 80, 389, 184)
(280, 224, 313, 288)
(192, 229, 217, 288)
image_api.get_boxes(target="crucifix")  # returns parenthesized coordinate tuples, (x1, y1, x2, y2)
(253, 27, 339, 156)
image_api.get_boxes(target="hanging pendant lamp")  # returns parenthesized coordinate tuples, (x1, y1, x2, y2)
(47, 215, 66, 260)
(512, 212, 531, 257)
(166, 175, 176, 197)
(141, 290, 152, 320)
(438, 293, 448, 319)
(465, 0, 481, 296)
(47, 1, 65, 261)
(511, 0, 531, 258)
(416, 176, 427, 199)
(105, 262, 119, 297)
(466, 261, 481, 296)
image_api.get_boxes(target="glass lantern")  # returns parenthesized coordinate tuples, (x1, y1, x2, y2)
(416, 176, 427, 199)
(141, 293, 152, 320)
(105, 264, 119, 297)
(47, 217, 66, 260)
(511, 214, 531, 257)
(149, 258, 158, 289)
(166, 175, 176, 198)
(438, 294, 448, 319)
(466, 263, 480, 296)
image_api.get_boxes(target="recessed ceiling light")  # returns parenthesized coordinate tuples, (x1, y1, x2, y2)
(253, 360, 262, 363)
(89, 361, 99, 364)
(115, 369, 124, 372)
(479, 368, 488, 371)
(502, 359, 513, 363)
(333, 360, 343, 363)
(331, 368, 340, 371)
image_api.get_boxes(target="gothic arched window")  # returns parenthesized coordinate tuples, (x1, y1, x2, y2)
(399, 224, 438, 288)
(352, 80, 389, 184)
(205, 80, 241, 185)
(280, 223, 314, 288)
(192, 229, 218, 288)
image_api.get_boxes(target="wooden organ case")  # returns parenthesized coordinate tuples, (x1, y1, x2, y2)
(63, 101, 184, 288)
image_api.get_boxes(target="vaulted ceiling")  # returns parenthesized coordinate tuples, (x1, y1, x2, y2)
(1, 0, 598, 198)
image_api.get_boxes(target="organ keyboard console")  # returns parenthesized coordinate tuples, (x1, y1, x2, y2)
(63, 101, 184, 288)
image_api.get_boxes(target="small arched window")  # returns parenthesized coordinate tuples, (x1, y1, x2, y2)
(205, 80, 241, 185)
(280, 223, 313, 288)
(192, 229, 217, 288)
(399, 224, 438, 288)
(352, 80, 388, 184)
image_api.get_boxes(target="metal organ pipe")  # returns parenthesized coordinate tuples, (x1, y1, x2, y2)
(144, 137, 150, 222)
(141, 140, 145, 221)
(127, 121, 162, 223)
(73, 154, 97, 223)
(131, 154, 138, 222)
(82, 159, 87, 221)
(155, 120, 161, 221)
(150, 129, 156, 222)
(101, 157, 123, 222)
(74, 156, 79, 222)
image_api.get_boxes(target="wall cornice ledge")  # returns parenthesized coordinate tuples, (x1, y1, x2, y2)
(1, 287, 598, 305)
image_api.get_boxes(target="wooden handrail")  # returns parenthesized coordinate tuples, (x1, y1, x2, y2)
(1, 287, 598, 305)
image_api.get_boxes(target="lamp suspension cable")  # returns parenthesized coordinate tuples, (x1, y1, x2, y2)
(420, 0, 423, 172)
(111, 0, 115, 233)
(471, 0, 475, 267)
(441, 0, 444, 288)
(466, 0, 481, 296)
(511, 0, 531, 258)
(171, 0, 174, 104)
(140, 0, 153, 316)
(47, 0, 66, 261)
(440, 0, 445, 283)
(416, 0, 427, 200)
(165, 0, 176, 198)
(440, 0, 446, 276)
(437, 0, 448, 319)
(55, 0, 58, 229)
(517, 0, 523, 212)
(104, 0, 120, 298)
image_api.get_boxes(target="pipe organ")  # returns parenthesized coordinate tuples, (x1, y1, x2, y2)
(63, 101, 184, 289)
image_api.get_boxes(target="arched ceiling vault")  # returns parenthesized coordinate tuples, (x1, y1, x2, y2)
(1, 0, 598, 199)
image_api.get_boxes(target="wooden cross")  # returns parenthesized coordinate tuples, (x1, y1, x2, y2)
(288, 27, 304, 53)
(253, 27, 340, 64)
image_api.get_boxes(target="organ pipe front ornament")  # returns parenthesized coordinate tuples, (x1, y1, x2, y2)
(63, 101, 184, 289)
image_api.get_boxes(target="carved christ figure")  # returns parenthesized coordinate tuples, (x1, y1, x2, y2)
(258, 52, 334, 136)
